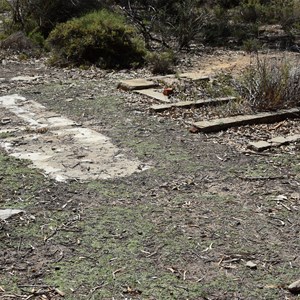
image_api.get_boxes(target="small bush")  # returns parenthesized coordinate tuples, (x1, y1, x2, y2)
(47, 10, 147, 68)
(236, 56, 300, 111)
(146, 51, 176, 75)
(28, 30, 45, 47)
(0, 0, 10, 13)
(239, 0, 266, 23)
(242, 38, 261, 53)
(170, 0, 209, 49)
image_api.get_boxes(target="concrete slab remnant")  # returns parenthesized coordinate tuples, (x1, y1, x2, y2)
(135, 89, 171, 103)
(0, 94, 76, 128)
(193, 108, 300, 132)
(284, 134, 300, 143)
(248, 134, 300, 151)
(269, 136, 288, 146)
(10, 75, 41, 82)
(248, 141, 271, 151)
(118, 79, 159, 91)
(0, 94, 149, 182)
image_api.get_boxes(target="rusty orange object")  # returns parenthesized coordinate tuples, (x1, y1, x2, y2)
(163, 87, 173, 96)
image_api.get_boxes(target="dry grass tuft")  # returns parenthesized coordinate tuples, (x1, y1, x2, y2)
(236, 55, 300, 111)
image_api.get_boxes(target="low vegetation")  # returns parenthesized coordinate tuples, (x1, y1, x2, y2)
(146, 51, 176, 75)
(1, 0, 300, 69)
(46, 9, 146, 68)
(237, 55, 300, 111)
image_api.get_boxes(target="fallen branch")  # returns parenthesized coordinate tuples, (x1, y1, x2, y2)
(240, 175, 286, 181)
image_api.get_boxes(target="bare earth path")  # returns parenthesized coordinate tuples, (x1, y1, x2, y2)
(0, 50, 299, 299)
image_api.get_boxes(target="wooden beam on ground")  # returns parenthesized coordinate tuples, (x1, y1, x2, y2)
(179, 72, 210, 83)
(135, 89, 171, 103)
(193, 108, 300, 133)
(117, 79, 159, 91)
(150, 97, 236, 112)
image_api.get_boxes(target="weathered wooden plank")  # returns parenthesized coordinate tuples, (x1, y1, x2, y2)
(179, 72, 210, 82)
(117, 79, 159, 91)
(135, 89, 171, 103)
(193, 108, 300, 132)
(150, 97, 236, 112)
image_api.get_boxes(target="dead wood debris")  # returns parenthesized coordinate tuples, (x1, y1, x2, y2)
(0, 285, 65, 299)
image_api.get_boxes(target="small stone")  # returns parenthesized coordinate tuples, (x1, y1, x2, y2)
(288, 279, 300, 294)
(163, 87, 173, 96)
(246, 261, 257, 269)
(189, 126, 200, 134)
(274, 195, 287, 201)
(291, 192, 300, 200)
(0, 209, 25, 220)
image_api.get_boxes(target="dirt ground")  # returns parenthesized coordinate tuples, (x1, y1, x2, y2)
(0, 49, 299, 300)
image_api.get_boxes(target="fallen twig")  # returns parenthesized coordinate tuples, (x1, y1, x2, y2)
(240, 175, 286, 181)
(112, 267, 125, 279)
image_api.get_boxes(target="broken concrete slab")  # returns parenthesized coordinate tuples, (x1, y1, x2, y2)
(0, 209, 24, 220)
(10, 75, 41, 82)
(135, 89, 171, 103)
(1, 127, 144, 182)
(0, 94, 77, 128)
(117, 79, 159, 91)
(284, 134, 300, 143)
(269, 136, 288, 145)
(193, 108, 300, 132)
(248, 141, 271, 151)
(0, 94, 149, 182)
(150, 97, 236, 112)
(248, 134, 300, 151)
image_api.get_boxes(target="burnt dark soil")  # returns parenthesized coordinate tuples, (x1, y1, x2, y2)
(0, 51, 299, 300)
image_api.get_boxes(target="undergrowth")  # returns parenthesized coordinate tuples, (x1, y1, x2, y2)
(237, 55, 300, 111)
(47, 9, 146, 68)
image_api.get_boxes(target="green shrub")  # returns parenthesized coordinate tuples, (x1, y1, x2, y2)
(237, 0, 298, 26)
(47, 9, 147, 68)
(236, 56, 300, 111)
(239, 0, 266, 23)
(28, 30, 45, 48)
(146, 51, 176, 75)
(0, 0, 10, 13)
(169, 0, 209, 49)
(242, 38, 261, 52)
